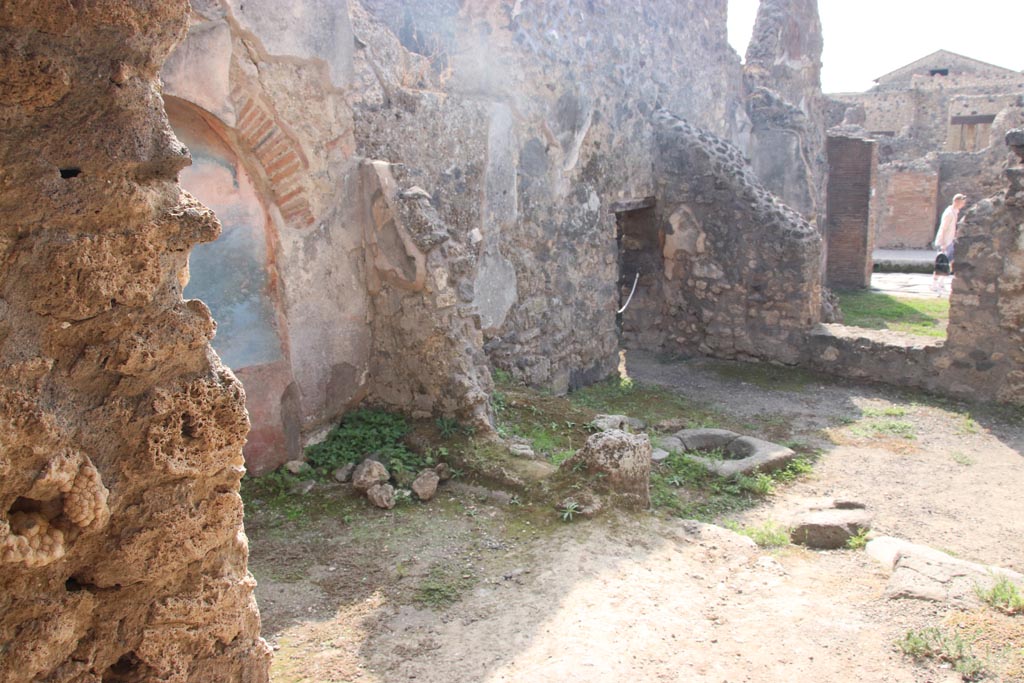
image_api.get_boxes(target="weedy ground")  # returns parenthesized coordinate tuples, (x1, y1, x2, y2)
(242, 354, 1024, 683)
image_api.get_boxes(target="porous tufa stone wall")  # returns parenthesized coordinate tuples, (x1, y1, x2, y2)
(648, 111, 823, 364)
(0, 2, 270, 680)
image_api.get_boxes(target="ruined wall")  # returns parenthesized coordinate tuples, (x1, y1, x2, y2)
(360, 162, 493, 427)
(164, 0, 493, 470)
(0, 1, 269, 680)
(352, 0, 748, 392)
(807, 130, 1024, 406)
(743, 0, 827, 224)
(875, 161, 939, 248)
(649, 112, 823, 364)
(829, 57, 1024, 253)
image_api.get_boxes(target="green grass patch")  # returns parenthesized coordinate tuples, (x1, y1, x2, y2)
(835, 289, 949, 338)
(570, 377, 725, 428)
(413, 564, 476, 609)
(708, 361, 818, 393)
(849, 418, 916, 440)
(724, 520, 791, 548)
(649, 450, 814, 522)
(976, 575, 1024, 615)
(896, 627, 989, 680)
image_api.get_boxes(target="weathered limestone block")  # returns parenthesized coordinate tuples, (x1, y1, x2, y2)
(561, 430, 651, 509)
(0, 2, 269, 681)
(868, 537, 1024, 608)
(790, 509, 872, 550)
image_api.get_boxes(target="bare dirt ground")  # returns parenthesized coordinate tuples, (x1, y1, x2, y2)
(246, 352, 1024, 682)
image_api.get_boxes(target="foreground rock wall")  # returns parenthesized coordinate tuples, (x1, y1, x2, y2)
(649, 112, 823, 364)
(352, 0, 748, 392)
(0, 1, 269, 680)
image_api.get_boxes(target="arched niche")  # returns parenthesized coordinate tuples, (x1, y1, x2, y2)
(165, 96, 300, 472)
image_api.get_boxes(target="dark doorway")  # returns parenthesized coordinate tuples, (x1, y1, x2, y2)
(612, 197, 662, 347)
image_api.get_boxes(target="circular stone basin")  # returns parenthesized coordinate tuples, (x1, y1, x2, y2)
(671, 428, 796, 477)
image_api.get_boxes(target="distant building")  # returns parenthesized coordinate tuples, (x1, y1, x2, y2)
(827, 50, 1024, 249)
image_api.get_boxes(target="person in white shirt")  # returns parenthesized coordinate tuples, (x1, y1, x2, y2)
(932, 193, 966, 294)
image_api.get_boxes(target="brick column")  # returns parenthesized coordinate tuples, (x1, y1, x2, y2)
(825, 135, 877, 288)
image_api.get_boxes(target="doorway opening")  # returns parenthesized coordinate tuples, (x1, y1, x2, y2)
(612, 196, 661, 349)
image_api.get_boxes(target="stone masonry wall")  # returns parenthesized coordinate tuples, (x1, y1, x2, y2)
(807, 130, 1024, 406)
(164, 0, 494, 470)
(875, 163, 939, 248)
(352, 0, 749, 393)
(650, 111, 823, 365)
(0, 2, 270, 681)
(743, 0, 827, 225)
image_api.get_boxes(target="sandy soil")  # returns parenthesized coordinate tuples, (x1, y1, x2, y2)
(248, 353, 1024, 683)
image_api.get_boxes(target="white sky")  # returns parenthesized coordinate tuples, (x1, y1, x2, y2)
(728, 0, 1024, 93)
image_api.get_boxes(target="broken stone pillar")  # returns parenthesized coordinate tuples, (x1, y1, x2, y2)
(743, 0, 828, 225)
(0, 2, 270, 680)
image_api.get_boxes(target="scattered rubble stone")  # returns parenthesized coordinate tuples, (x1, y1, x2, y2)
(366, 484, 397, 510)
(284, 460, 307, 475)
(508, 443, 536, 459)
(412, 470, 441, 501)
(561, 430, 651, 509)
(591, 415, 647, 432)
(352, 459, 390, 492)
(333, 463, 356, 483)
(435, 463, 453, 482)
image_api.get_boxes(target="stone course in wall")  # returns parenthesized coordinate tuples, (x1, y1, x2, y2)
(0, 1, 270, 680)
(649, 111, 823, 365)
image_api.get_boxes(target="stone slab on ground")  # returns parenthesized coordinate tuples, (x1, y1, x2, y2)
(791, 508, 872, 549)
(867, 536, 1024, 608)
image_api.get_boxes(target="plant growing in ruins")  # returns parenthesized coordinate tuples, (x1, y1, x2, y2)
(736, 473, 775, 496)
(975, 576, 1024, 615)
(560, 500, 581, 522)
(724, 520, 790, 548)
(305, 409, 414, 471)
(896, 627, 988, 681)
(846, 528, 870, 550)
(492, 368, 513, 386)
(435, 417, 459, 438)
